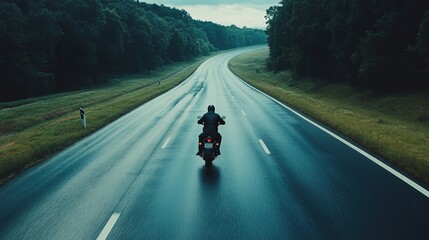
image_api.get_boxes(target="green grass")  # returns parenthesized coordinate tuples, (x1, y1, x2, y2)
(229, 47, 429, 186)
(0, 56, 208, 183)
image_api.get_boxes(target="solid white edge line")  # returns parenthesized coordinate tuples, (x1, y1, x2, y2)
(259, 139, 271, 155)
(233, 74, 429, 198)
(97, 213, 120, 240)
(162, 136, 171, 149)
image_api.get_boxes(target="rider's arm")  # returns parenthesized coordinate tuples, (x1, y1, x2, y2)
(217, 115, 225, 125)
(198, 114, 206, 124)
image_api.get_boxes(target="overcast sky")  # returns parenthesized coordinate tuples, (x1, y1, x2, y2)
(143, 0, 280, 29)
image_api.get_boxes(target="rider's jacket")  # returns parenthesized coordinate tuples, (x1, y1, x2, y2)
(198, 111, 225, 135)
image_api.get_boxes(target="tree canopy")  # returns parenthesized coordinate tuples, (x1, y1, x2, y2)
(265, 0, 429, 92)
(0, 0, 266, 101)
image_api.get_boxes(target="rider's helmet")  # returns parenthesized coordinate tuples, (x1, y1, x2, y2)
(208, 105, 215, 112)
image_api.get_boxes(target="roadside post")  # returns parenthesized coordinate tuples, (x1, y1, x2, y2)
(80, 107, 86, 128)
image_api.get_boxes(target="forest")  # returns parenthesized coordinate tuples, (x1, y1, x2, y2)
(0, 0, 266, 101)
(265, 0, 429, 92)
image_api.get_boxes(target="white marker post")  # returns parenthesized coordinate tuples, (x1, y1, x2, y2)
(80, 107, 86, 128)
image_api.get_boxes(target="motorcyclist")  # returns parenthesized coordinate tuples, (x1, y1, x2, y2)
(197, 105, 225, 156)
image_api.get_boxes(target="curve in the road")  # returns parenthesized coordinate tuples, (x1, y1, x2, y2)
(0, 47, 428, 240)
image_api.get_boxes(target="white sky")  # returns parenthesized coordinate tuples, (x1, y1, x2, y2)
(143, 0, 280, 29)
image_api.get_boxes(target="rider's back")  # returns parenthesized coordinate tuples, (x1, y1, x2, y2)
(199, 111, 224, 134)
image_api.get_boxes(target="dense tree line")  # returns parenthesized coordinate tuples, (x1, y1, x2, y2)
(0, 0, 266, 101)
(266, 0, 429, 92)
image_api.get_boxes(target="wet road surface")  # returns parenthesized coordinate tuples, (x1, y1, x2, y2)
(0, 47, 428, 240)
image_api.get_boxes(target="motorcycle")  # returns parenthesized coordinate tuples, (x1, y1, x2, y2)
(197, 116, 226, 166)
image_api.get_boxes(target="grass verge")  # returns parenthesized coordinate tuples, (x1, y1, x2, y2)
(0, 56, 208, 183)
(229, 47, 429, 187)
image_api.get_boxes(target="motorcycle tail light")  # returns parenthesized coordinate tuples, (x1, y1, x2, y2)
(207, 138, 212, 143)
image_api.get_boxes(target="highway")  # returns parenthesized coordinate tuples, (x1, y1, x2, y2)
(0, 47, 428, 239)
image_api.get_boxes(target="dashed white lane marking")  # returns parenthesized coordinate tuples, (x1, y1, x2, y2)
(97, 213, 120, 240)
(235, 74, 429, 198)
(162, 137, 171, 149)
(258, 139, 271, 155)
(241, 109, 246, 116)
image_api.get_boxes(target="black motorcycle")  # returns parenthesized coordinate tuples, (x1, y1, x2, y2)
(197, 116, 226, 166)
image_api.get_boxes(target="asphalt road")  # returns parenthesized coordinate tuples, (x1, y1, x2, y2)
(0, 47, 428, 240)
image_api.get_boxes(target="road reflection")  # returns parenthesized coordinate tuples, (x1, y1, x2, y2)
(199, 165, 221, 188)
